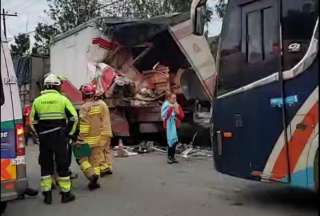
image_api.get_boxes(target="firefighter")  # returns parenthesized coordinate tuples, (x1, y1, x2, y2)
(30, 73, 78, 204)
(94, 92, 113, 176)
(79, 84, 113, 181)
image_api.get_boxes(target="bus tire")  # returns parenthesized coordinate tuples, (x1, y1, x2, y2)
(315, 150, 319, 192)
(0, 201, 7, 214)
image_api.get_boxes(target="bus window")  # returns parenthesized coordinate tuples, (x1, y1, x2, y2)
(263, 7, 278, 60)
(247, 11, 263, 63)
(217, 0, 280, 97)
(282, 0, 318, 70)
(242, 5, 278, 64)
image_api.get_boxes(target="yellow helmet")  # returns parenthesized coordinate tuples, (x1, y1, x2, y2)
(44, 73, 61, 86)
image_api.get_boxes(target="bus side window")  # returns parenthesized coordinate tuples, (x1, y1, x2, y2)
(243, 6, 278, 64)
(247, 11, 263, 63)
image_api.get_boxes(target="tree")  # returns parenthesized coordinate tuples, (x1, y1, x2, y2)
(46, 0, 102, 33)
(214, 0, 227, 18)
(32, 23, 59, 56)
(103, 0, 194, 19)
(10, 33, 30, 56)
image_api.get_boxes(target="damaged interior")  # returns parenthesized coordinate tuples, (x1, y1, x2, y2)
(57, 15, 212, 141)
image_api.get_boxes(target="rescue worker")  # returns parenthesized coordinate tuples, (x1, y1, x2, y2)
(94, 92, 113, 176)
(78, 84, 113, 183)
(23, 104, 39, 145)
(30, 73, 78, 204)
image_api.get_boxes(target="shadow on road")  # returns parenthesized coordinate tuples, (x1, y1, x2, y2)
(240, 185, 319, 211)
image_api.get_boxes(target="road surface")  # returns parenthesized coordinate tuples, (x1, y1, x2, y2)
(4, 145, 318, 216)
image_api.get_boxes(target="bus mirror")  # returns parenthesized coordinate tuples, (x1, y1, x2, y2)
(191, 0, 207, 35)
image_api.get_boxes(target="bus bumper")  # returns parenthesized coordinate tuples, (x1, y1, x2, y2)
(1, 178, 28, 202)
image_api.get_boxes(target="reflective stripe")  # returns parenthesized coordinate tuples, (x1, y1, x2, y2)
(38, 112, 66, 120)
(80, 128, 90, 133)
(80, 160, 92, 171)
(100, 163, 110, 172)
(39, 127, 61, 135)
(41, 175, 52, 192)
(89, 106, 101, 115)
(85, 136, 100, 145)
(94, 167, 101, 175)
(57, 176, 71, 192)
(80, 124, 90, 133)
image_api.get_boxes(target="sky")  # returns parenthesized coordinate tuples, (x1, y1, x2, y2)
(1, 0, 222, 45)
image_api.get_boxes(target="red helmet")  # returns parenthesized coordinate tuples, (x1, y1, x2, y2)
(80, 84, 96, 96)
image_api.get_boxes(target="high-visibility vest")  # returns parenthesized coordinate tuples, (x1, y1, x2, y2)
(31, 89, 78, 135)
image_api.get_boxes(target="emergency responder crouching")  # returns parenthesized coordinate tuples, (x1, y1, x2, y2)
(30, 73, 78, 204)
(78, 84, 113, 188)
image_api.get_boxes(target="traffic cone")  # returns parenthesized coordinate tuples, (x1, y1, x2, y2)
(116, 139, 128, 157)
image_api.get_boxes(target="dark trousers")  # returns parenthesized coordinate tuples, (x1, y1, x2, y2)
(168, 143, 177, 159)
(38, 127, 70, 177)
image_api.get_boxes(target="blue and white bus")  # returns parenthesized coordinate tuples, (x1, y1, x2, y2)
(192, 0, 318, 191)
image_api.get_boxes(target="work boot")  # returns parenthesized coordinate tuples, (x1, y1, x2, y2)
(100, 169, 113, 177)
(61, 192, 76, 203)
(172, 157, 179, 164)
(24, 187, 39, 197)
(88, 175, 100, 191)
(42, 191, 52, 205)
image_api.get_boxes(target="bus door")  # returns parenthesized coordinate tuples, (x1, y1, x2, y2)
(213, 0, 290, 182)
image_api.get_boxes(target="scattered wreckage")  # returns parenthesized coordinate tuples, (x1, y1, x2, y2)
(50, 13, 217, 143)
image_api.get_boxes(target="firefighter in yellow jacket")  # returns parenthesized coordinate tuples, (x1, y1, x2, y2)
(78, 84, 113, 189)
(30, 73, 78, 204)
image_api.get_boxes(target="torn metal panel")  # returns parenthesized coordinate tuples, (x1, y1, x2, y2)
(169, 20, 217, 100)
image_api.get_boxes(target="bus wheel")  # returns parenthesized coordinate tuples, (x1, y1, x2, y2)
(315, 150, 319, 192)
(0, 202, 7, 214)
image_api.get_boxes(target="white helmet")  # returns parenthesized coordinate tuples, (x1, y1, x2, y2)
(44, 73, 61, 86)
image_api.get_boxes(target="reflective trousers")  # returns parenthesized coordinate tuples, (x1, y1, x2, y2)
(38, 126, 71, 192)
(79, 138, 112, 178)
(103, 137, 112, 170)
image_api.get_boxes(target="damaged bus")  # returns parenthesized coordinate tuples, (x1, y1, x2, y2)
(192, 0, 318, 190)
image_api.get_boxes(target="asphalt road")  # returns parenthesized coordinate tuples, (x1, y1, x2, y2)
(4, 145, 318, 216)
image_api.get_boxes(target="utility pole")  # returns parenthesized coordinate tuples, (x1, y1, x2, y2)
(1, 8, 18, 39)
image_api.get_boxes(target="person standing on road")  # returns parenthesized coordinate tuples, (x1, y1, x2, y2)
(30, 73, 78, 204)
(23, 104, 39, 145)
(161, 92, 185, 164)
(78, 84, 113, 189)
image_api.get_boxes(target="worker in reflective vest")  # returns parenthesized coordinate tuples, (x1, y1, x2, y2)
(78, 84, 113, 184)
(30, 73, 78, 205)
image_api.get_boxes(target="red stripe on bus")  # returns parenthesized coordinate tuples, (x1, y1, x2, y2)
(271, 102, 318, 180)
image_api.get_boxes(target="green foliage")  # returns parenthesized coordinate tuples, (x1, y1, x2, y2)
(32, 23, 59, 56)
(10, 33, 30, 56)
(46, 0, 102, 32)
(214, 0, 227, 18)
(104, 0, 193, 18)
